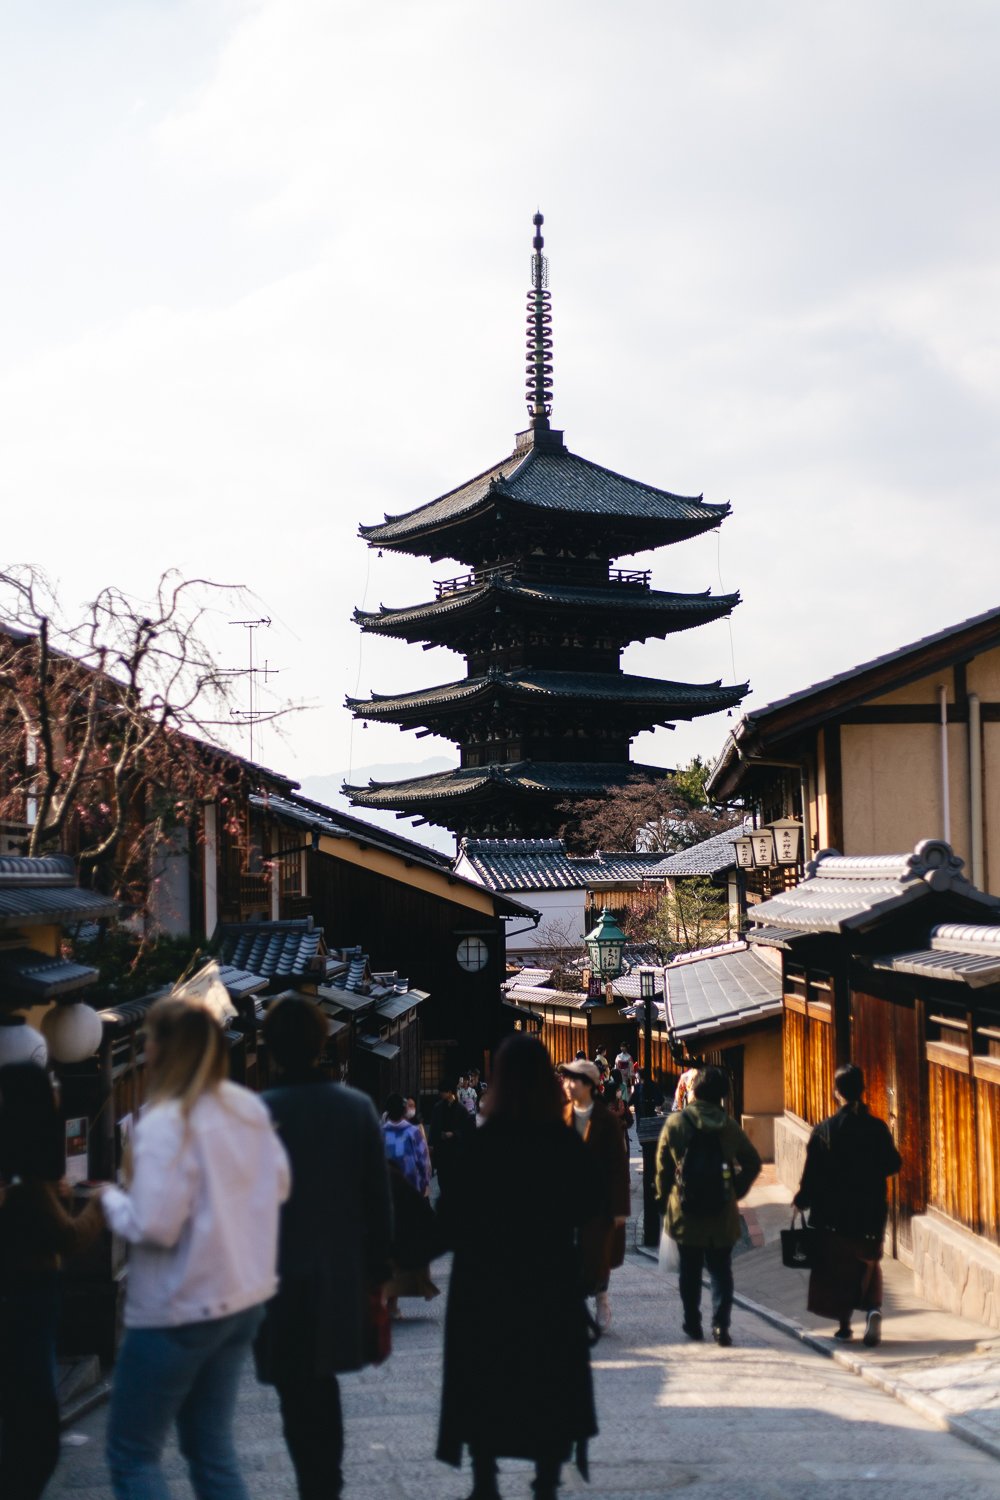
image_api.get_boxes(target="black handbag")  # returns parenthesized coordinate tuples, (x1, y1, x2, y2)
(780, 1210, 817, 1270)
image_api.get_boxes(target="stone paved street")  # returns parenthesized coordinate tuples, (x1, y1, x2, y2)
(49, 1240, 1000, 1500)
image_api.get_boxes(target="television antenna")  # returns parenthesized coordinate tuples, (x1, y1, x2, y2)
(224, 618, 281, 764)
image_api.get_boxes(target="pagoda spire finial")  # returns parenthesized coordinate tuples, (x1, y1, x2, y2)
(525, 211, 553, 432)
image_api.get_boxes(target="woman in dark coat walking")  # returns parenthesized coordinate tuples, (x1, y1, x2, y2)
(794, 1062, 902, 1347)
(254, 998, 393, 1500)
(437, 1034, 597, 1500)
(559, 1059, 631, 1332)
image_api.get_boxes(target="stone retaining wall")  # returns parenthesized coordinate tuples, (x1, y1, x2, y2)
(912, 1212, 1000, 1331)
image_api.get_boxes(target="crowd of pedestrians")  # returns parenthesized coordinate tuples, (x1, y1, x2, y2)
(0, 994, 902, 1500)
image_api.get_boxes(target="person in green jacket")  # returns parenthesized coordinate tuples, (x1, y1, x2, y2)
(655, 1066, 761, 1346)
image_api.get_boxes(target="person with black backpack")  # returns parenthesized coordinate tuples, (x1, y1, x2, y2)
(655, 1066, 761, 1346)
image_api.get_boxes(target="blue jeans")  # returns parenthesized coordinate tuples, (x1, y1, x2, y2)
(106, 1305, 264, 1500)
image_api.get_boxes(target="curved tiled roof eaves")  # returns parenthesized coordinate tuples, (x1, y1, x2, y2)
(354, 582, 741, 639)
(344, 759, 672, 808)
(347, 669, 748, 720)
(359, 445, 728, 549)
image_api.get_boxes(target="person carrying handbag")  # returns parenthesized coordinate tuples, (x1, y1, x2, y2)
(793, 1063, 901, 1347)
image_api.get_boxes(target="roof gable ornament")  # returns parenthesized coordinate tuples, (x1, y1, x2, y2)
(518, 212, 564, 454)
(804, 838, 975, 894)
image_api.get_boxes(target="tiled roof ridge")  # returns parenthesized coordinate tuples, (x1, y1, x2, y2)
(804, 839, 980, 894)
(355, 579, 740, 629)
(348, 668, 744, 715)
(666, 939, 750, 968)
(258, 790, 453, 869)
(930, 923, 1000, 953)
(358, 443, 729, 548)
(647, 820, 750, 876)
(346, 759, 671, 802)
(0, 853, 77, 888)
(461, 837, 566, 854)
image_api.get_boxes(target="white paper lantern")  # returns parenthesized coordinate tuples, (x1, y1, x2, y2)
(42, 1002, 104, 1063)
(0, 1017, 49, 1067)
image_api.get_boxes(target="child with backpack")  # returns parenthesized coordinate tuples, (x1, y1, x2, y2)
(654, 1066, 761, 1346)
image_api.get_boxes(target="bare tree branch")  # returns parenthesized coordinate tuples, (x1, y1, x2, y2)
(0, 566, 297, 913)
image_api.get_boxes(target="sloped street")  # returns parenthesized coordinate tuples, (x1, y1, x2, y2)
(48, 1234, 1000, 1500)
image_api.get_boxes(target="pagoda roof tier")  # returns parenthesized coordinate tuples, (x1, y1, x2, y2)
(359, 442, 729, 563)
(347, 668, 747, 730)
(355, 577, 740, 648)
(344, 759, 672, 821)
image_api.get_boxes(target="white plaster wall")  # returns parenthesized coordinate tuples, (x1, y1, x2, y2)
(508, 888, 587, 955)
(149, 830, 192, 937)
(841, 721, 970, 866)
(452, 854, 588, 957)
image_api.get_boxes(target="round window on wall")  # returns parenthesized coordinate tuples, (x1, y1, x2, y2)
(456, 936, 489, 973)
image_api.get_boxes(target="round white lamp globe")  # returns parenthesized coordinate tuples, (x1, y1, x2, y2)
(0, 1017, 49, 1067)
(42, 1002, 104, 1064)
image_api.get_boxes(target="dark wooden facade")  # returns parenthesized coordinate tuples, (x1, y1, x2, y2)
(769, 904, 1000, 1261)
(303, 844, 520, 1099)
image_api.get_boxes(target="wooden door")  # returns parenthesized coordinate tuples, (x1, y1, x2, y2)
(851, 990, 926, 1258)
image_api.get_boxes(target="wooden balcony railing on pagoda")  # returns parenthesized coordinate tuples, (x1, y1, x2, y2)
(434, 560, 652, 599)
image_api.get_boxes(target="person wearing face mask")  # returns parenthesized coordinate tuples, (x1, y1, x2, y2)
(558, 1060, 630, 1333)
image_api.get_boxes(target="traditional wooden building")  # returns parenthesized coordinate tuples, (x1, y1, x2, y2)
(454, 837, 666, 958)
(616, 944, 783, 1156)
(750, 838, 1000, 1327)
(252, 792, 536, 1096)
(708, 602, 1000, 896)
(346, 214, 746, 839)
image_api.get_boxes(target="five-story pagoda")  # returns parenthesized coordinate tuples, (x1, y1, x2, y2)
(346, 214, 747, 839)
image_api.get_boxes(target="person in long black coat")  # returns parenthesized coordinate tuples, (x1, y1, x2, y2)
(794, 1062, 902, 1348)
(437, 1034, 597, 1500)
(254, 998, 393, 1500)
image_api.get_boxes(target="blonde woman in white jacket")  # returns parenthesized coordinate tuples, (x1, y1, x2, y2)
(100, 998, 290, 1500)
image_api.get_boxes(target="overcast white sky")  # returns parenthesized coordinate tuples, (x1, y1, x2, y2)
(2, 0, 999, 848)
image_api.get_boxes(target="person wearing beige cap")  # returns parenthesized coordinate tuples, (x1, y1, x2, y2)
(559, 1059, 630, 1331)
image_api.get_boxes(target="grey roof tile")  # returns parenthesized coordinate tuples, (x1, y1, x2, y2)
(503, 966, 554, 989)
(647, 822, 750, 878)
(0, 885, 120, 929)
(217, 919, 324, 980)
(254, 792, 453, 870)
(463, 838, 667, 893)
(360, 445, 728, 547)
(216, 965, 271, 1000)
(348, 669, 745, 721)
(356, 580, 739, 639)
(0, 854, 76, 888)
(503, 984, 591, 1009)
(0, 948, 99, 1000)
(610, 967, 667, 1000)
(866, 921, 1000, 988)
(748, 840, 1000, 935)
(346, 760, 672, 807)
(663, 943, 782, 1037)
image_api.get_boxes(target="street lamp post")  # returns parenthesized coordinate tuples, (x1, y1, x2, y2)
(583, 907, 627, 987)
(639, 969, 657, 1119)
